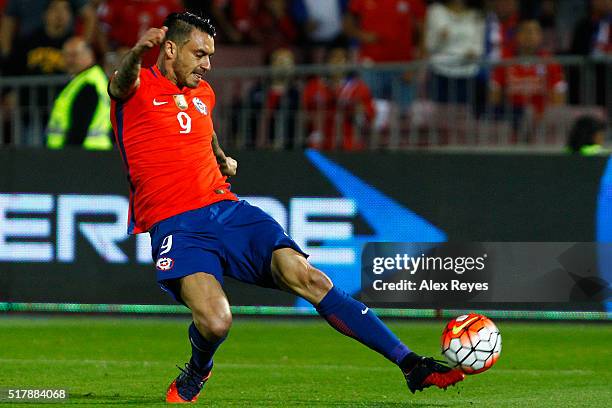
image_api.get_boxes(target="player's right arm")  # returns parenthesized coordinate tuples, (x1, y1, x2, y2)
(108, 26, 168, 100)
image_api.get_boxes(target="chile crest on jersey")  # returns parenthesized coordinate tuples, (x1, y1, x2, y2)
(193, 97, 208, 115)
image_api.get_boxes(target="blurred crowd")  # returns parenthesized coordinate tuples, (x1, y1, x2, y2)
(0, 0, 610, 151)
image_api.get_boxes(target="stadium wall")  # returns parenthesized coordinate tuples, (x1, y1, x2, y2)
(0, 149, 609, 315)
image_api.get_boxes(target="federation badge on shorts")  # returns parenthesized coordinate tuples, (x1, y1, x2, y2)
(193, 97, 208, 115)
(173, 95, 188, 110)
(156, 257, 174, 271)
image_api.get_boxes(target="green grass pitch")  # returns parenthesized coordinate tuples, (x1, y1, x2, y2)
(0, 316, 610, 407)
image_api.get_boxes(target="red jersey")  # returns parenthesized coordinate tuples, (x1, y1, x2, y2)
(491, 51, 566, 114)
(98, 0, 184, 66)
(348, 0, 425, 62)
(110, 66, 237, 234)
(228, 0, 260, 34)
(303, 76, 375, 150)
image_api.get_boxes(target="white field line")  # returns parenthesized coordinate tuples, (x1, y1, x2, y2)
(0, 358, 595, 375)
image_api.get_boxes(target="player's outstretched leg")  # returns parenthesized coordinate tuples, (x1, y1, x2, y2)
(270, 248, 464, 393)
(166, 273, 232, 403)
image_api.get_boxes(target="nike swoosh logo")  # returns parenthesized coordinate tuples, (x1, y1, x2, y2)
(451, 316, 479, 335)
(153, 99, 168, 106)
(361, 307, 369, 315)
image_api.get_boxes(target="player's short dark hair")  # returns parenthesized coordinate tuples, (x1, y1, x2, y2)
(163, 12, 216, 46)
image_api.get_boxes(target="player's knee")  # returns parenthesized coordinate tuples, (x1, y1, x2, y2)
(282, 257, 332, 296)
(192, 307, 232, 341)
(206, 314, 232, 340)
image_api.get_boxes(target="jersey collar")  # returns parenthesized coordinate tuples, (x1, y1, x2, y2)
(151, 65, 188, 93)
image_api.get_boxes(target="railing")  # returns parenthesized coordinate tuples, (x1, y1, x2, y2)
(0, 75, 69, 147)
(1, 56, 610, 150)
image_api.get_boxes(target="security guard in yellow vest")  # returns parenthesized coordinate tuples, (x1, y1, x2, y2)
(47, 37, 112, 150)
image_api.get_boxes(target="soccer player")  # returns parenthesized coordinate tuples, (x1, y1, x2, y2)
(108, 12, 465, 403)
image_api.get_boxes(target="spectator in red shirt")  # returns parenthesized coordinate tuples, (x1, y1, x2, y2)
(227, 0, 298, 53)
(97, 0, 184, 67)
(303, 45, 375, 150)
(343, 0, 426, 107)
(490, 18, 567, 135)
(344, 0, 425, 63)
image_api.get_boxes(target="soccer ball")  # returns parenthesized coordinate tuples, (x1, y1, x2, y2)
(441, 313, 501, 374)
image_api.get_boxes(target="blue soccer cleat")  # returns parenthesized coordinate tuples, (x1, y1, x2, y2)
(165, 362, 212, 403)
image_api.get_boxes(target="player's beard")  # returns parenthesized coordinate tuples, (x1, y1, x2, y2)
(190, 70, 205, 86)
(181, 69, 203, 88)
(174, 60, 202, 88)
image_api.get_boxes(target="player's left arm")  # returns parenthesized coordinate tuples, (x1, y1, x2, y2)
(212, 131, 237, 177)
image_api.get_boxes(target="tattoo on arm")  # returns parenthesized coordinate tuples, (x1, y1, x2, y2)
(109, 49, 142, 99)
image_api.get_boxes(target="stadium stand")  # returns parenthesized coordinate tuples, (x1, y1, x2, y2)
(0, 0, 609, 150)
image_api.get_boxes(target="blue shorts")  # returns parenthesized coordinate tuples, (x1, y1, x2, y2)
(149, 200, 307, 302)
